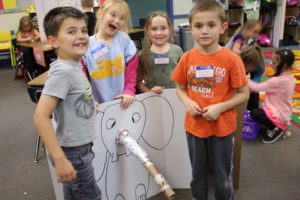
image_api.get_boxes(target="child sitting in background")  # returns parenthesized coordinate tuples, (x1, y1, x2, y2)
(225, 19, 262, 54)
(137, 11, 183, 94)
(240, 45, 265, 110)
(16, 16, 40, 43)
(16, 16, 40, 78)
(249, 49, 295, 144)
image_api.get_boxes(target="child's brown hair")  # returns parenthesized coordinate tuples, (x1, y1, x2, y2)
(81, 0, 94, 7)
(274, 49, 295, 76)
(138, 11, 173, 83)
(240, 45, 264, 71)
(189, 0, 226, 24)
(18, 16, 34, 33)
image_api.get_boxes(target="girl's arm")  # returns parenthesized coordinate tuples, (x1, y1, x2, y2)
(34, 95, 76, 182)
(123, 54, 139, 95)
(16, 32, 30, 42)
(232, 42, 242, 54)
(33, 29, 40, 41)
(248, 78, 275, 93)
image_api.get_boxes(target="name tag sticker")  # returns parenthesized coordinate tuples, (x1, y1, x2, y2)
(154, 54, 170, 64)
(92, 45, 109, 60)
(196, 66, 214, 78)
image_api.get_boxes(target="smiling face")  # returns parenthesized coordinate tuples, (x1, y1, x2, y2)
(190, 11, 227, 52)
(98, 4, 127, 38)
(50, 17, 89, 61)
(147, 16, 170, 47)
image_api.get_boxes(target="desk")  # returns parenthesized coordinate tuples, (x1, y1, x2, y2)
(27, 71, 47, 87)
(17, 41, 53, 52)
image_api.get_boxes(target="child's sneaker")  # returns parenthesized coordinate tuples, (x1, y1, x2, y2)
(262, 127, 283, 144)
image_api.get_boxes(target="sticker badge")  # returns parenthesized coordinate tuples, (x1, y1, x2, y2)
(154, 54, 170, 64)
(196, 66, 214, 78)
(92, 45, 109, 60)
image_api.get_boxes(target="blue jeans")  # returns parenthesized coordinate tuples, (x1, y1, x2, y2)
(61, 143, 101, 200)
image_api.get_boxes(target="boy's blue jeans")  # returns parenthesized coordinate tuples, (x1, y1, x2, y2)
(61, 143, 101, 200)
(186, 132, 234, 200)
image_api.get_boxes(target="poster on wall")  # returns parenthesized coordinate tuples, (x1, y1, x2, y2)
(0, 0, 21, 13)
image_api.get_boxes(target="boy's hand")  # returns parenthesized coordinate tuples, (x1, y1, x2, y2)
(202, 103, 223, 121)
(184, 99, 202, 116)
(115, 94, 134, 109)
(94, 101, 100, 114)
(55, 158, 77, 183)
(151, 86, 164, 94)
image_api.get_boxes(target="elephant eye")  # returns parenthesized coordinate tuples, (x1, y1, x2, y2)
(132, 112, 140, 123)
(106, 118, 116, 129)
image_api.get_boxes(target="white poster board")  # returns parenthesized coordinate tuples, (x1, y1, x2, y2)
(34, 0, 83, 41)
(48, 89, 191, 200)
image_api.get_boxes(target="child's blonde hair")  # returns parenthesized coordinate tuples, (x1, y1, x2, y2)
(189, 0, 226, 24)
(139, 11, 173, 82)
(240, 45, 264, 71)
(95, 0, 131, 33)
(18, 16, 34, 33)
(236, 19, 261, 36)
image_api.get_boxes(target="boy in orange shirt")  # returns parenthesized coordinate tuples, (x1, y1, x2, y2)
(171, 1, 249, 199)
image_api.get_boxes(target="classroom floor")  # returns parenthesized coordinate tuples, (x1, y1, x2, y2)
(1, 67, 300, 200)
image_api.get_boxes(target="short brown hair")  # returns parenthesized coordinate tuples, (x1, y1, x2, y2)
(240, 45, 264, 71)
(81, 0, 94, 7)
(43, 7, 87, 37)
(189, 0, 226, 24)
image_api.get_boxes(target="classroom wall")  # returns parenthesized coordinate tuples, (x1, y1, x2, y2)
(0, 0, 34, 33)
(0, 12, 25, 32)
(127, 0, 167, 27)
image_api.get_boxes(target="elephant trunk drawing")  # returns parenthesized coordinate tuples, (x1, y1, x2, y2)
(116, 129, 175, 199)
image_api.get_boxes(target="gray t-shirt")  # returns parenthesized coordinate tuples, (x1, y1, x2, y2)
(42, 59, 95, 147)
(139, 43, 183, 89)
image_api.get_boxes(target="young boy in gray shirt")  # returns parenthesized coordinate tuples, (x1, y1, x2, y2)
(34, 7, 101, 200)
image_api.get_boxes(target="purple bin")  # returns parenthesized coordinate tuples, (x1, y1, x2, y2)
(242, 111, 261, 140)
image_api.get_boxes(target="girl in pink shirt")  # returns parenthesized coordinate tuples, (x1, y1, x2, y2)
(249, 49, 295, 144)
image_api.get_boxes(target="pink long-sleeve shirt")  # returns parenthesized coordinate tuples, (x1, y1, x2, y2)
(248, 71, 295, 129)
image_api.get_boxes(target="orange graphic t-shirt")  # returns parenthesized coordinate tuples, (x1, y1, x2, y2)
(171, 47, 247, 138)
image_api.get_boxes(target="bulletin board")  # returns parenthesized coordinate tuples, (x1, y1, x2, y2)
(0, 0, 21, 13)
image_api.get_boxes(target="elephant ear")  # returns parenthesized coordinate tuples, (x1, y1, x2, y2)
(141, 96, 174, 150)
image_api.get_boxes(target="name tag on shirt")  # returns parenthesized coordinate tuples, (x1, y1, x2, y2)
(154, 54, 169, 64)
(196, 66, 214, 78)
(91, 45, 109, 60)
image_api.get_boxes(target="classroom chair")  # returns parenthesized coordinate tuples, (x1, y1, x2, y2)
(0, 30, 16, 67)
(27, 82, 45, 162)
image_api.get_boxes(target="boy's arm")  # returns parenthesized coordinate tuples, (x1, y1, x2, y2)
(34, 95, 76, 182)
(202, 85, 249, 121)
(176, 83, 202, 116)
